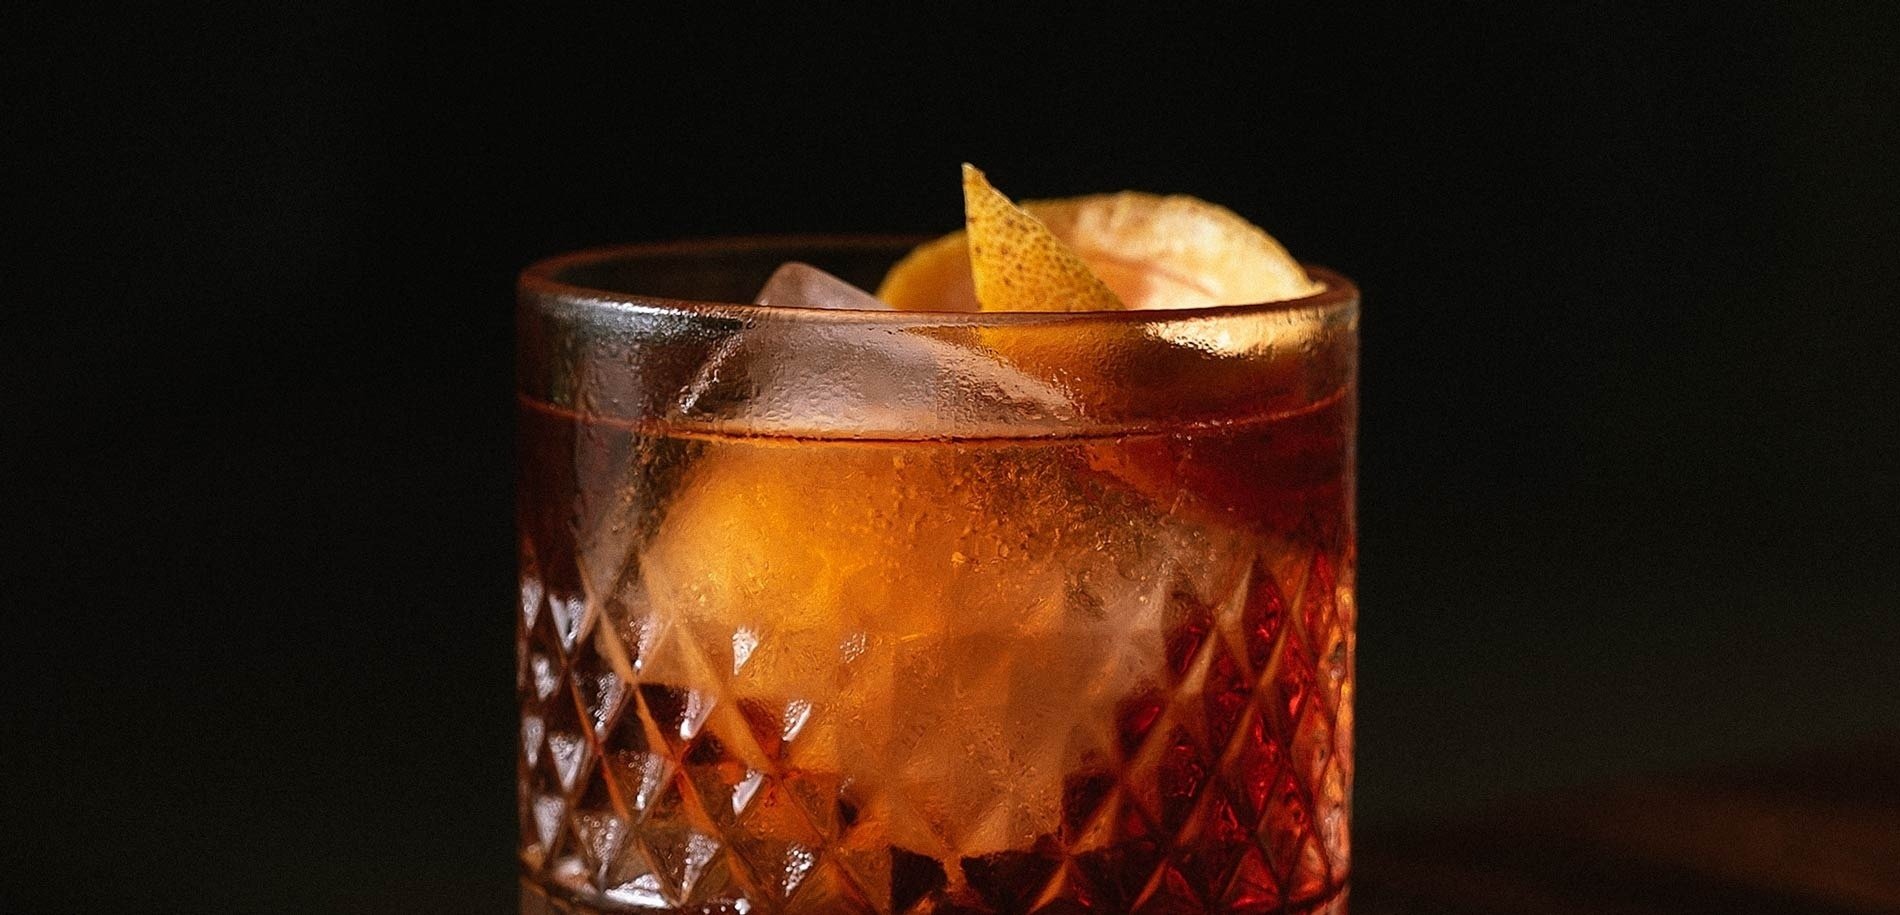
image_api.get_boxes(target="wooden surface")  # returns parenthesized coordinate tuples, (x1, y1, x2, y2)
(1348, 741, 1900, 913)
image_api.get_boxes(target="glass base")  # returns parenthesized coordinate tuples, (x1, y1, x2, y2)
(522, 874, 1348, 914)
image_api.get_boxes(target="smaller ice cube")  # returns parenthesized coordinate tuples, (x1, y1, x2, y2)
(755, 262, 893, 310)
(668, 262, 1075, 433)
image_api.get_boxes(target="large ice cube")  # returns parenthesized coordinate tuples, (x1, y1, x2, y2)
(603, 261, 1252, 857)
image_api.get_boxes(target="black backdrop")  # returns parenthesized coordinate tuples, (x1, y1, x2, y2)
(8, 5, 1898, 913)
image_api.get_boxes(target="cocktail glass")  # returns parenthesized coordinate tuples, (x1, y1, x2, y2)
(517, 238, 1358, 914)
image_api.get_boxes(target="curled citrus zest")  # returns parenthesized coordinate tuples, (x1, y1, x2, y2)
(961, 164, 1125, 313)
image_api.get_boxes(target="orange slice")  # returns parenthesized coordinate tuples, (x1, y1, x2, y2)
(873, 230, 978, 312)
(877, 165, 1318, 312)
(1028, 191, 1320, 307)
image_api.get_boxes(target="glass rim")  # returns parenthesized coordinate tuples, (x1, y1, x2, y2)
(519, 234, 1357, 325)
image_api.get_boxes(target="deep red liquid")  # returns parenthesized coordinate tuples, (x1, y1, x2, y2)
(519, 391, 1353, 914)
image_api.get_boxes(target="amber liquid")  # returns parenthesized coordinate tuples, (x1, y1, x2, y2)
(518, 389, 1353, 914)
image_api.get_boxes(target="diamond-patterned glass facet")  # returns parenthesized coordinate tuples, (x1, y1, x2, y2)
(520, 528, 1352, 913)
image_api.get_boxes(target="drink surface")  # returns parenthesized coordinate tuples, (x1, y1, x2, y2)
(518, 387, 1354, 914)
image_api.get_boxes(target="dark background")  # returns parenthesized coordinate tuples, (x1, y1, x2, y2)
(8, 4, 1897, 913)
